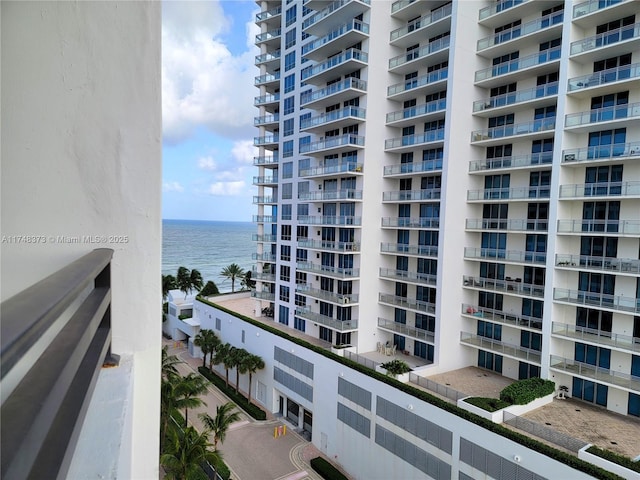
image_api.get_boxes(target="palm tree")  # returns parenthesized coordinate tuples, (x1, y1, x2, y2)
(219, 344, 235, 388)
(246, 354, 265, 403)
(193, 329, 220, 368)
(175, 373, 209, 427)
(190, 268, 204, 294)
(198, 402, 241, 451)
(240, 270, 255, 291)
(162, 346, 182, 380)
(220, 263, 245, 293)
(177, 266, 192, 299)
(233, 348, 250, 395)
(161, 425, 221, 480)
(162, 274, 177, 301)
(199, 280, 219, 297)
(211, 342, 230, 376)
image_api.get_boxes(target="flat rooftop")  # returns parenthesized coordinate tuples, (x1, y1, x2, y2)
(206, 293, 640, 460)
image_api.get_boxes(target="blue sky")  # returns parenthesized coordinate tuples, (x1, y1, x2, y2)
(162, 1, 261, 221)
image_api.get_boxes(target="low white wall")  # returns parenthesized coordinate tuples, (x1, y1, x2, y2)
(457, 398, 504, 423)
(578, 445, 640, 480)
(504, 393, 555, 417)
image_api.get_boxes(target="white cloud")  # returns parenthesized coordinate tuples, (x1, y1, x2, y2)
(163, 181, 184, 193)
(231, 139, 257, 165)
(162, 1, 259, 145)
(208, 181, 247, 196)
(197, 156, 217, 171)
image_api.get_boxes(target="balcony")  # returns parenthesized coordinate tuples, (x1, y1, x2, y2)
(463, 276, 545, 298)
(381, 217, 440, 229)
(294, 308, 358, 332)
(252, 252, 277, 261)
(297, 215, 362, 226)
(564, 102, 640, 131)
(474, 47, 561, 87)
(377, 318, 435, 344)
(297, 239, 360, 252)
(561, 143, 640, 166)
(556, 219, 640, 236)
(299, 134, 365, 155)
(255, 28, 281, 47)
(301, 19, 369, 61)
(254, 93, 280, 112)
(567, 63, 640, 97)
(255, 5, 281, 26)
(254, 113, 279, 128)
(254, 72, 280, 88)
(571, 23, 640, 62)
(388, 36, 450, 75)
(465, 218, 548, 232)
(464, 247, 546, 265)
(378, 293, 436, 315)
(390, 0, 423, 20)
(299, 162, 363, 178)
(252, 215, 277, 223)
(299, 106, 366, 133)
(302, 0, 370, 36)
(472, 83, 558, 116)
(379, 268, 437, 287)
(255, 50, 281, 68)
(251, 290, 275, 301)
(253, 135, 279, 149)
(470, 118, 555, 145)
(387, 68, 448, 102)
(296, 262, 360, 278)
(300, 78, 367, 109)
(384, 129, 445, 153)
(298, 189, 363, 202)
(552, 322, 640, 354)
(252, 176, 278, 186)
(461, 304, 542, 331)
(467, 185, 550, 202)
(383, 159, 442, 177)
(253, 196, 276, 204)
(300, 48, 368, 85)
(380, 243, 438, 258)
(469, 153, 553, 173)
(382, 189, 441, 202)
(296, 285, 358, 304)
(573, 0, 638, 28)
(559, 181, 640, 199)
(553, 288, 639, 314)
(252, 234, 277, 243)
(253, 155, 279, 168)
(386, 99, 446, 127)
(251, 269, 276, 282)
(555, 254, 640, 275)
(460, 332, 541, 364)
(550, 355, 640, 392)
(390, 3, 452, 48)
(479, 0, 530, 22)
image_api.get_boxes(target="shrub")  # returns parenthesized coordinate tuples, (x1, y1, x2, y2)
(587, 446, 640, 473)
(464, 397, 510, 412)
(380, 359, 411, 376)
(500, 377, 556, 405)
(200, 281, 220, 297)
(310, 457, 348, 480)
(198, 367, 267, 420)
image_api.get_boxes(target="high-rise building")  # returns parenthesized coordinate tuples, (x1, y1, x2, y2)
(253, 0, 640, 418)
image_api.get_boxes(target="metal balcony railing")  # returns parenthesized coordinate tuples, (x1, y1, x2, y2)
(299, 162, 363, 177)
(479, 0, 529, 21)
(298, 189, 363, 201)
(302, 19, 369, 56)
(473, 83, 558, 113)
(255, 5, 281, 23)
(381, 217, 440, 229)
(465, 218, 548, 232)
(477, 12, 563, 51)
(387, 68, 448, 97)
(550, 355, 640, 391)
(296, 262, 360, 278)
(559, 181, 640, 198)
(378, 293, 436, 315)
(381, 243, 438, 257)
(556, 219, 640, 235)
(386, 99, 446, 124)
(379, 268, 437, 286)
(383, 159, 442, 176)
(571, 22, 639, 55)
(300, 78, 367, 106)
(471, 118, 555, 142)
(1, 249, 115, 480)
(555, 254, 640, 274)
(460, 332, 542, 363)
(296, 285, 358, 304)
(461, 304, 543, 330)
(378, 318, 435, 344)
(294, 308, 358, 331)
(469, 153, 553, 172)
(385, 129, 445, 150)
(389, 36, 450, 69)
(573, 0, 624, 19)
(297, 215, 361, 226)
(565, 102, 640, 127)
(390, 3, 452, 42)
(297, 240, 360, 252)
(255, 28, 281, 44)
(382, 189, 441, 201)
(554, 288, 640, 314)
(562, 143, 640, 164)
(464, 247, 546, 265)
(463, 276, 545, 298)
(252, 234, 278, 242)
(568, 62, 640, 91)
(301, 48, 368, 81)
(302, 0, 370, 30)
(467, 185, 550, 201)
(552, 322, 640, 353)
(255, 51, 281, 65)
(475, 47, 561, 82)
(391, 0, 417, 14)
(254, 93, 280, 106)
(300, 107, 366, 130)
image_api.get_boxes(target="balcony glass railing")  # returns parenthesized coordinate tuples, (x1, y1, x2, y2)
(562, 143, 640, 163)
(554, 288, 639, 314)
(469, 152, 553, 172)
(299, 134, 365, 153)
(465, 218, 548, 231)
(254, 114, 280, 126)
(386, 99, 446, 123)
(297, 215, 362, 226)
(550, 355, 640, 391)
(301, 78, 366, 105)
(460, 332, 541, 363)
(300, 106, 366, 129)
(568, 62, 640, 91)
(478, 12, 563, 51)
(252, 234, 277, 242)
(255, 72, 280, 85)
(391, 0, 417, 14)
(302, 20, 369, 56)
(381, 217, 440, 228)
(390, 3, 452, 42)
(302, 0, 370, 30)
(471, 118, 555, 142)
(573, 0, 623, 19)
(475, 47, 561, 82)
(298, 189, 363, 201)
(254, 93, 280, 106)
(463, 276, 545, 298)
(298, 239, 360, 252)
(254, 135, 279, 146)
(552, 322, 640, 352)
(297, 285, 358, 304)
(464, 247, 546, 264)
(255, 51, 281, 65)
(253, 196, 275, 204)
(251, 270, 276, 282)
(379, 293, 436, 314)
(255, 5, 281, 22)
(251, 252, 277, 261)
(296, 262, 360, 278)
(251, 290, 276, 301)
(556, 219, 640, 234)
(252, 176, 278, 184)
(473, 82, 558, 112)
(565, 102, 640, 127)
(571, 23, 640, 55)
(382, 189, 441, 201)
(380, 268, 437, 286)
(387, 68, 448, 97)
(462, 304, 542, 330)
(378, 318, 435, 343)
(381, 243, 438, 257)
(253, 155, 279, 166)
(555, 254, 640, 274)
(467, 185, 550, 201)
(252, 215, 277, 223)
(479, 0, 528, 20)
(389, 36, 450, 69)
(255, 28, 281, 44)
(559, 181, 640, 198)
(301, 49, 368, 81)
(384, 159, 442, 176)
(385, 129, 445, 149)
(294, 307, 358, 331)
(300, 162, 363, 177)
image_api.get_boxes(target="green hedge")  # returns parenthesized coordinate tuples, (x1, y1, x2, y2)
(198, 297, 623, 480)
(211, 457, 230, 480)
(587, 446, 640, 473)
(310, 457, 348, 480)
(198, 366, 267, 420)
(464, 397, 511, 412)
(499, 377, 556, 405)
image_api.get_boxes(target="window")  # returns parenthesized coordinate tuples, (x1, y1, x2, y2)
(285, 5, 296, 26)
(582, 201, 620, 232)
(595, 15, 635, 47)
(414, 341, 434, 361)
(283, 140, 293, 158)
(492, 51, 518, 76)
(575, 342, 611, 369)
(573, 378, 608, 406)
(284, 73, 295, 93)
(394, 308, 407, 324)
(519, 362, 540, 380)
(585, 165, 623, 195)
(296, 248, 307, 262)
(477, 320, 501, 340)
(284, 51, 296, 72)
(296, 225, 308, 239)
(279, 286, 290, 303)
(282, 162, 293, 179)
(282, 183, 292, 200)
(529, 170, 551, 198)
(295, 271, 307, 285)
(278, 304, 289, 325)
(283, 96, 295, 115)
(576, 308, 612, 333)
(319, 326, 332, 343)
(215, 317, 221, 330)
(415, 314, 434, 332)
(281, 224, 292, 241)
(336, 332, 351, 346)
(478, 351, 502, 373)
(280, 265, 290, 282)
(285, 28, 296, 49)
(527, 203, 548, 230)
(494, 20, 521, 44)
(281, 245, 291, 261)
(531, 139, 553, 164)
(520, 331, 541, 351)
(541, 4, 564, 26)
(588, 128, 626, 159)
(294, 317, 306, 332)
(283, 119, 294, 137)
(488, 114, 514, 138)
(241, 330, 245, 343)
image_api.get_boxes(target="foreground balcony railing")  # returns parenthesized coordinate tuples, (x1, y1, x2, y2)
(391, 0, 416, 14)
(386, 99, 446, 124)
(573, 0, 626, 18)
(460, 332, 541, 364)
(559, 181, 640, 198)
(552, 322, 640, 353)
(555, 288, 640, 314)
(562, 143, 640, 164)
(464, 247, 546, 265)
(381, 243, 438, 257)
(385, 129, 445, 150)
(469, 153, 553, 172)
(251, 290, 275, 301)
(253, 155, 279, 166)
(252, 176, 278, 185)
(556, 219, 640, 235)
(255, 51, 281, 65)
(255, 28, 281, 44)
(479, 0, 528, 21)
(252, 215, 277, 223)
(254, 113, 280, 126)
(301, 48, 368, 81)
(465, 218, 548, 232)
(252, 234, 277, 243)
(471, 118, 555, 142)
(296, 262, 360, 278)
(298, 239, 360, 252)
(299, 162, 363, 177)
(390, 3, 452, 42)
(300, 78, 367, 106)
(299, 189, 363, 201)
(297, 215, 362, 226)
(379, 268, 437, 286)
(473, 82, 558, 113)
(253, 195, 275, 204)
(389, 36, 450, 70)
(381, 217, 440, 229)
(299, 134, 365, 154)
(382, 189, 441, 201)
(467, 185, 550, 201)
(570, 22, 640, 55)
(378, 318, 435, 344)
(477, 12, 563, 51)
(555, 254, 640, 274)
(300, 106, 366, 130)
(383, 159, 442, 176)
(379, 293, 436, 315)
(294, 308, 358, 331)
(302, 0, 370, 30)
(255, 5, 281, 23)
(1, 249, 115, 480)
(252, 252, 276, 261)
(302, 19, 369, 56)
(463, 276, 545, 298)
(296, 285, 358, 304)
(565, 102, 640, 127)
(254, 135, 279, 146)
(568, 62, 640, 92)
(251, 269, 276, 282)
(462, 304, 542, 330)
(254, 93, 280, 106)
(387, 68, 448, 97)
(550, 355, 640, 391)
(475, 47, 561, 82)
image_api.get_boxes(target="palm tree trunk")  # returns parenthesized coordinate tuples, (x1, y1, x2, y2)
(248, 373, 253, 402)
(225, 368, 229, 387)
(235, 370, 240, 393)
(185, 408, 188, 427)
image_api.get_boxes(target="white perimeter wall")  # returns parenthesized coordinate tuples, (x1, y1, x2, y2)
(1, 2, 162, 478)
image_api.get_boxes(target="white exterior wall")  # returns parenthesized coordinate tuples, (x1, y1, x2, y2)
(1, 2, 161, 478)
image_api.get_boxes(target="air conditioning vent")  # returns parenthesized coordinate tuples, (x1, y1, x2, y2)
(564, 154, 575, 162)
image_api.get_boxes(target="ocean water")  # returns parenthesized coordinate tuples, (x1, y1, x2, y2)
(162, 219, 255, 293)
